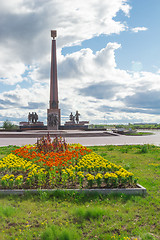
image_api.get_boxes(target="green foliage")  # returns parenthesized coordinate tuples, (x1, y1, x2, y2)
(0, 205, 16, 217)
(2, 120, 18, 130)
(120, 147, 129, 153)
(125, 132, 154, 136)
(140, 144, 148, 153)
(137, 144, 156, 154)
(133, 123, 160, 129)
(41, 225, 81, 240)
(0, 145, 18, 158)
(141, 233, 157, 240)
(90, 123, 160, 130)
(106, 145, 115, 151)
(73, 206, 105, 222)
(37, 190, 49, 201)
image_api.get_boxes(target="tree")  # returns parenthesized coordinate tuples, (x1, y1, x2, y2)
(2, 120, 18, 130)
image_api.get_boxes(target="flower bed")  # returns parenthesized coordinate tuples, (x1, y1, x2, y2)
(0, 135, 138, 190)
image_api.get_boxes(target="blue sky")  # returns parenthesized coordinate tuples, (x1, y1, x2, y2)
(62, 0, 160, 73)
(0, 0, 160, 125)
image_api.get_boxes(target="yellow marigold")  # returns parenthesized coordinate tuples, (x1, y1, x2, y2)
(149, 163, 160, 166)
(95, 173, 103, 180)
(104, 172, 111, 179)
(16, 175, 23, 180)
(108, 164, 113, 168)
(77, 171, 84, 178)
(109, 173, 118, 178)
(86, 174, 94, 181)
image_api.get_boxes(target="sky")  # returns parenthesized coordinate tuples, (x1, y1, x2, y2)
(0, 0, 160, 126)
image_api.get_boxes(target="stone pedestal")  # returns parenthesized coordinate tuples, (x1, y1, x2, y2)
(19, 121, 46, 131)
(47, 109, 61, 130)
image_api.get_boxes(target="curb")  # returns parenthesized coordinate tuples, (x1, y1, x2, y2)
(0, 184, 146, 195)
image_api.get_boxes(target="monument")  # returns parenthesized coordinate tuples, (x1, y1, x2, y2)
(28, 112, 38, 124)
(47, 30, 89, 130)
(64, 111, 89, 130)
(19, 112, 45, 130)
(47, 30, 61, 130)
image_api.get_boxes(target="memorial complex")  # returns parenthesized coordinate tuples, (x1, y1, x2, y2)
(19, 30, 89, 131)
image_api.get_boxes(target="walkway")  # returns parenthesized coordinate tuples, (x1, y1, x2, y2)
(0, 130, 160, 146)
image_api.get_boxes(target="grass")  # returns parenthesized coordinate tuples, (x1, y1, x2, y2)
(124, 132, 154, 136)
(0, 144, 160, 239)
(0, 145, 18, 159)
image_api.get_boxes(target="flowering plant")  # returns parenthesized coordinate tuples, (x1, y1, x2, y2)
(86, 174, 94, 188)
(0, 135, 138, 190)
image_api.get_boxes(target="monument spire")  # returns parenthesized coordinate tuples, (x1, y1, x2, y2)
(50, 30, 58, 109)
(47, 30, 61, 130)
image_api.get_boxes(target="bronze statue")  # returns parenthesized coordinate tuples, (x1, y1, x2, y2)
(75, 110, 80, 124)
(68, 111, 80, 124)
(69, 112, 75, 123)
(28, 112, 38, 124)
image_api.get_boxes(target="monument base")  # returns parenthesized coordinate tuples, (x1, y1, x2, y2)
(47, 109, 61, 130)
(62, 119, 89, 130)
(19, 122, 46, 131)
(60, 125, 89, 130)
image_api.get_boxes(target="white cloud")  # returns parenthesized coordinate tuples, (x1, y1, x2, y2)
(0, 0, 130, 85)
(1, 0, 160, 125)
(1, 41, 160, 124)
(57, 44, 160, 124)
(0, 62, 26, 85)
(120, 2, 132, 17)
(131, 27, 148, 33)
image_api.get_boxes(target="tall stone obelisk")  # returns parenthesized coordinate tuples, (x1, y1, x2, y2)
(47, 30, 61, 130)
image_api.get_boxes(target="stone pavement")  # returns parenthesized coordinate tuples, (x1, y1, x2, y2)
(0, 130, 160, 146)
(0, 130, 115, 138)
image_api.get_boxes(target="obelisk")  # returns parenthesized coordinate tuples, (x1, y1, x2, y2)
(47, 30, 61, 130)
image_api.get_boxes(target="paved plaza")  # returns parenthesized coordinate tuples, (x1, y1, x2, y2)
(0, 130, 160, 147)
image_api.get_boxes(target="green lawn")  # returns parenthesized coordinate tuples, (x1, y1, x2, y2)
(124, 132, 154, 136)
(0, 144, 160, 240)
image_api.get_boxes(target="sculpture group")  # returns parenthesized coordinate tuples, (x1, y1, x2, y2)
(69, 111, 80, 124)
(28, 112, 38, 124)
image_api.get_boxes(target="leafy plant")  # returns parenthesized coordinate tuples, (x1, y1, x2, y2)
(36, 133, 68, 154)
(2, 120, 18, 130)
